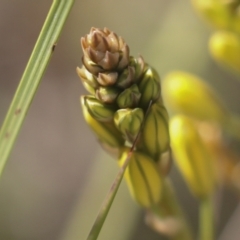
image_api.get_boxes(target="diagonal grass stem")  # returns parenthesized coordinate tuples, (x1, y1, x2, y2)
(0, 0, 75, 176)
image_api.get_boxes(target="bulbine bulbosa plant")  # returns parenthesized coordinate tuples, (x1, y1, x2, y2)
(1, 1, 240, 240)
(78, 24, 240, 240)
(192, 0, 240, 75)
(77, 27, 193, 240)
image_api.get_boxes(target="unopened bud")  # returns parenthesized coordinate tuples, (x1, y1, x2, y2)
(138, 66, 161, 108)
(81, 81, 96, 95)
(81, 96, 124, 147)
(209, 31, 240, 74)
(118, 149, 162, 207)
(97, 72, 118, 86)
(114, 108, 144, 143)
(82, 95, 115, 122)
(116, 66, 135, 89)
(141, 103, 170, 161)
(191, 0, 240, 33)
(96, 86, 120, 104)
(129, 56, 145, 81)
(163, 71, 229, 125)
(117, 84, 141, 108)
(170, 115, 216, 197)
(76, 66, 99, 94)
(81, 27, 130, 75)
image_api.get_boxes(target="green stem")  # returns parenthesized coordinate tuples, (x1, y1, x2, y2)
(86, 151, 132, 240)
(0, 0, 75, 176)
(151, 179, 193, 240)
(199, 195, 214, 240)
(225, 113, 240, 141)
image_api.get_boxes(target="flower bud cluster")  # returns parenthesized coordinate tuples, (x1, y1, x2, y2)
(192, 0, 240, 75)
(78, 27, 171, 207)
(162, 71, 238, 198)
(192, 0, 240, 34)
(78, 27, 169, 156)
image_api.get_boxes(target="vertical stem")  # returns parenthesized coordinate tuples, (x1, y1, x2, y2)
(0, 0, 75, 176)
(151, 179, 193, 240)
(225, 114, 240, 141)
(199, 195, 214, 240)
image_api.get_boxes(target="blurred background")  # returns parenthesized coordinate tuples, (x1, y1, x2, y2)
(0, 0, 240, 240)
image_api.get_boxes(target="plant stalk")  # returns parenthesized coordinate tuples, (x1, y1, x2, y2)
(199, 195, 214, 240)
(225, 114, 240, 141)
(86, 151, 132, 240)
(150, 179, 193, 240)
(0, 0, 75, 176)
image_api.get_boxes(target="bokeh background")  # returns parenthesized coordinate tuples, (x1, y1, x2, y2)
(0, 1, 240, 240)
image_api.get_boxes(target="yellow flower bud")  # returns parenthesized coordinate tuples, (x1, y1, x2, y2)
(141, 102, 170, 161)
(170, 115, 215, 197)
(209, 31, 240, 74)
(162, 71, 229, 125)
(191, 0, 240, 33)
(81, 96, 124, 148)
(118, 149, 162, 207)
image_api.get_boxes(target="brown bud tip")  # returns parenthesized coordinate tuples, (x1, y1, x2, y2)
(81, 27, 130, 74)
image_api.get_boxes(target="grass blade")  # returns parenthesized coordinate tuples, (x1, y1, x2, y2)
(0, 0, 75, 176)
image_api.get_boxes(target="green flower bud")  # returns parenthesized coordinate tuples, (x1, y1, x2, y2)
(81, 96, 124, 147)
(116, 66, 135, 88)
(138, 66, 161, 108)
(162, 71, 229, 125)
(81, 81, 96, 95)
(116, 84, 141, 108)
(114, 108, 144, 143)
(141, 103, 170, 161)
(170, 115, 216, 197)
(209, 31, 240, 74)
(118, 148, 162, 207)
(82, 95, 115, 122)
(129, 56, 145, 81)
(96, 86, 120, 104)
(76, 66, 99, 93)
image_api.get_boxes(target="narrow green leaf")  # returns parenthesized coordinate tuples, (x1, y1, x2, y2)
(0, 0, 75, 176)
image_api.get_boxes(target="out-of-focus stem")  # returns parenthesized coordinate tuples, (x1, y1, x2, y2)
(199, 195, 214, 240)
(151, 179, 193, 240)
(225, 114, 240, 141)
